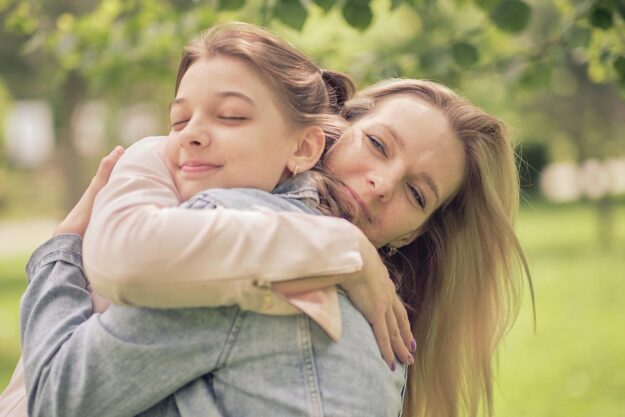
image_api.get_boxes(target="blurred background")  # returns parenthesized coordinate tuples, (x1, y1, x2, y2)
(0, 0, 624, 415)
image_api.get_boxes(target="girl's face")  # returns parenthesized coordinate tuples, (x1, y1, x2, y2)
(326, 95, 466, 248)
(166, 56, 298, 200)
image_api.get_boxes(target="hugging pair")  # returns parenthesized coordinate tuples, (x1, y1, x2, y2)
(1, 22, 531, 417)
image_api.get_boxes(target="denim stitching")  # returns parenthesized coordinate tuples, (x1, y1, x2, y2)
(297, 315, 324, 417)
(214, 309, 246, 368)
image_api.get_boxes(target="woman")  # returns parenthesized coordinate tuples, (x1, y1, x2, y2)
(18, 79, 531, 417)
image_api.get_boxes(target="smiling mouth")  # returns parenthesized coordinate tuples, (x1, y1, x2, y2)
(344, 185, 372, 223)
(180, 162, 222, 174)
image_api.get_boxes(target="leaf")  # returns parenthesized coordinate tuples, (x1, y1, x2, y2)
(313, 0, 335, 12)
(614, 56, 625, 82)
(589, 6, 613, 30)
(218, 0, 245, 11)
(275, 0, 308, 31)
(451, 42, 479, 67)
(519, 62, 552, 88)
(391, 0, 403, 11)
(615, 1, 625, 21)
(475, 0, 499, 11)
(566, 26, 591, 48)
(490, 0, 532, 33)
(342, 0, 373, 31)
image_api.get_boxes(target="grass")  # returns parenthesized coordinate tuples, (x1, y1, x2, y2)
(0, 254, 28, 389)
(1, 201, 624, 415)
(494, 200, 625, 417)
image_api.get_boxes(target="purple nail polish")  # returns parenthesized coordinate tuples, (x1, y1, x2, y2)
(390, 361, 396, 371)
(410, 339, 417, 353)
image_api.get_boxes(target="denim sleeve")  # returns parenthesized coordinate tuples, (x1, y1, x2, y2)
(19, 234, 223, 417)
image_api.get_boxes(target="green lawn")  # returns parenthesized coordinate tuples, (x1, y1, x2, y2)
(1, 202, 624, 415)
(0, 254, 28, 389)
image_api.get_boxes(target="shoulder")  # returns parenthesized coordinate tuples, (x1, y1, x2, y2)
(114, 136, 171, 180)
(183, 188, 307, 213)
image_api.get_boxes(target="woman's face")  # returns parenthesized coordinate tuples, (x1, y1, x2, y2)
(326, 95, 466, 248)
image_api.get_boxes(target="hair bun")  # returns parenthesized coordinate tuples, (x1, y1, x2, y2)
(321, 70, 356, 115)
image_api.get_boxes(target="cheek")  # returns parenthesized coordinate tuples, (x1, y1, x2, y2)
(164, 138, 179, 169)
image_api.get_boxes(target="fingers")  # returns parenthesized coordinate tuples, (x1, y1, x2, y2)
(386, 305, 414, 366)
(393, 295, 416, 355)
(371, 315, 395, 371)
(54, 146, 124, 237)
(91, 146, 124, 190)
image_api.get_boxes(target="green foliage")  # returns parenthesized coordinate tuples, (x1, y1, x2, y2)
(490, 0, 531, 33)
(342, 0, 373, 30)
(390, 0, 404, 11)
(275, 0, 308, 30)
(313, 0, 336, 12)
(219, 0, 246, 11)
(3, 1, 38, 34)
(566, 25, 592, 48)
(451, 41, 479, 67)
(589, 5, 614, 29)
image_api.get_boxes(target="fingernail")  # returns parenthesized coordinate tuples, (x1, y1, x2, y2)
(390, 361, 396, 371)
(112, 146, 124, 157)
(406, 355, 414, 366)
(410, 339, 416, 353)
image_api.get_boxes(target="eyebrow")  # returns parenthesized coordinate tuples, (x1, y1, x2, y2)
(169, 91, 256, 110)
(380, 123, 406, 151)
(379, 123, 441, 205)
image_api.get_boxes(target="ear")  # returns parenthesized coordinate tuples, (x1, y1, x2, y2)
(287, 126, 325, 175)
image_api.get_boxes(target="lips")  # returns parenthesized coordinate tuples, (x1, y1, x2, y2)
(180, 161, 222, 174)
(344, 184, 372, 223)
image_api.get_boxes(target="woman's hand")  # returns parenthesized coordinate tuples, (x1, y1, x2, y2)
(54, 146, 124, 238)
(340, 233, 416, 370)
(273, 229, 416, 370)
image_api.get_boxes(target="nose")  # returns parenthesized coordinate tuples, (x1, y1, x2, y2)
(179, 119, 211, 148)
(367, 169, 399, 202)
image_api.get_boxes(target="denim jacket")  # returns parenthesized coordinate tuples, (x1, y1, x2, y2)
(19, 174, 329, 417)
(20, 181, 407, 416)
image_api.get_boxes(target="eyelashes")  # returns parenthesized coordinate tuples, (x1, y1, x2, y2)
(365, 132, 426, 209)
(366, 134, 387, 156)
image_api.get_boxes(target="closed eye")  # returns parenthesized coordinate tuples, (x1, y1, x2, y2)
(171, 120, 189, 130)
(366, 134, 387, 157)
(218, 115, 248, 121)
(408, 184, 426, 208)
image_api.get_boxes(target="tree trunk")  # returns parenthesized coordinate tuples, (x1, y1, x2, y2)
(52, 70, 87, 212)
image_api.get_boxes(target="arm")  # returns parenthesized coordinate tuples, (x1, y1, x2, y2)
(82, 141, 413, 367)
(84, 137, 364, 307)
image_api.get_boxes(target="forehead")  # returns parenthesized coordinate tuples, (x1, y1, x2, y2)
(358, 94, 466, 205)
(177, 56, 276, 104)
(360, 95, 450, 138)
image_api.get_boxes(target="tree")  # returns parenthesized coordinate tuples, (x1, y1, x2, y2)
(1, 0, 624, 210)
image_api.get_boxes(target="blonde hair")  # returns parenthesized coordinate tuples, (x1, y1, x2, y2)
(343, 79, 534, 417)
(174, 22, 355, 215)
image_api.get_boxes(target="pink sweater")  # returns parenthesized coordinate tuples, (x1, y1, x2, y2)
(83, 136, 364, 340)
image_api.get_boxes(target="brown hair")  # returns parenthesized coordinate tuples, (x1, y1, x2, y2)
(343, 79, 534, 417)
(174, 22, 355, 216)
